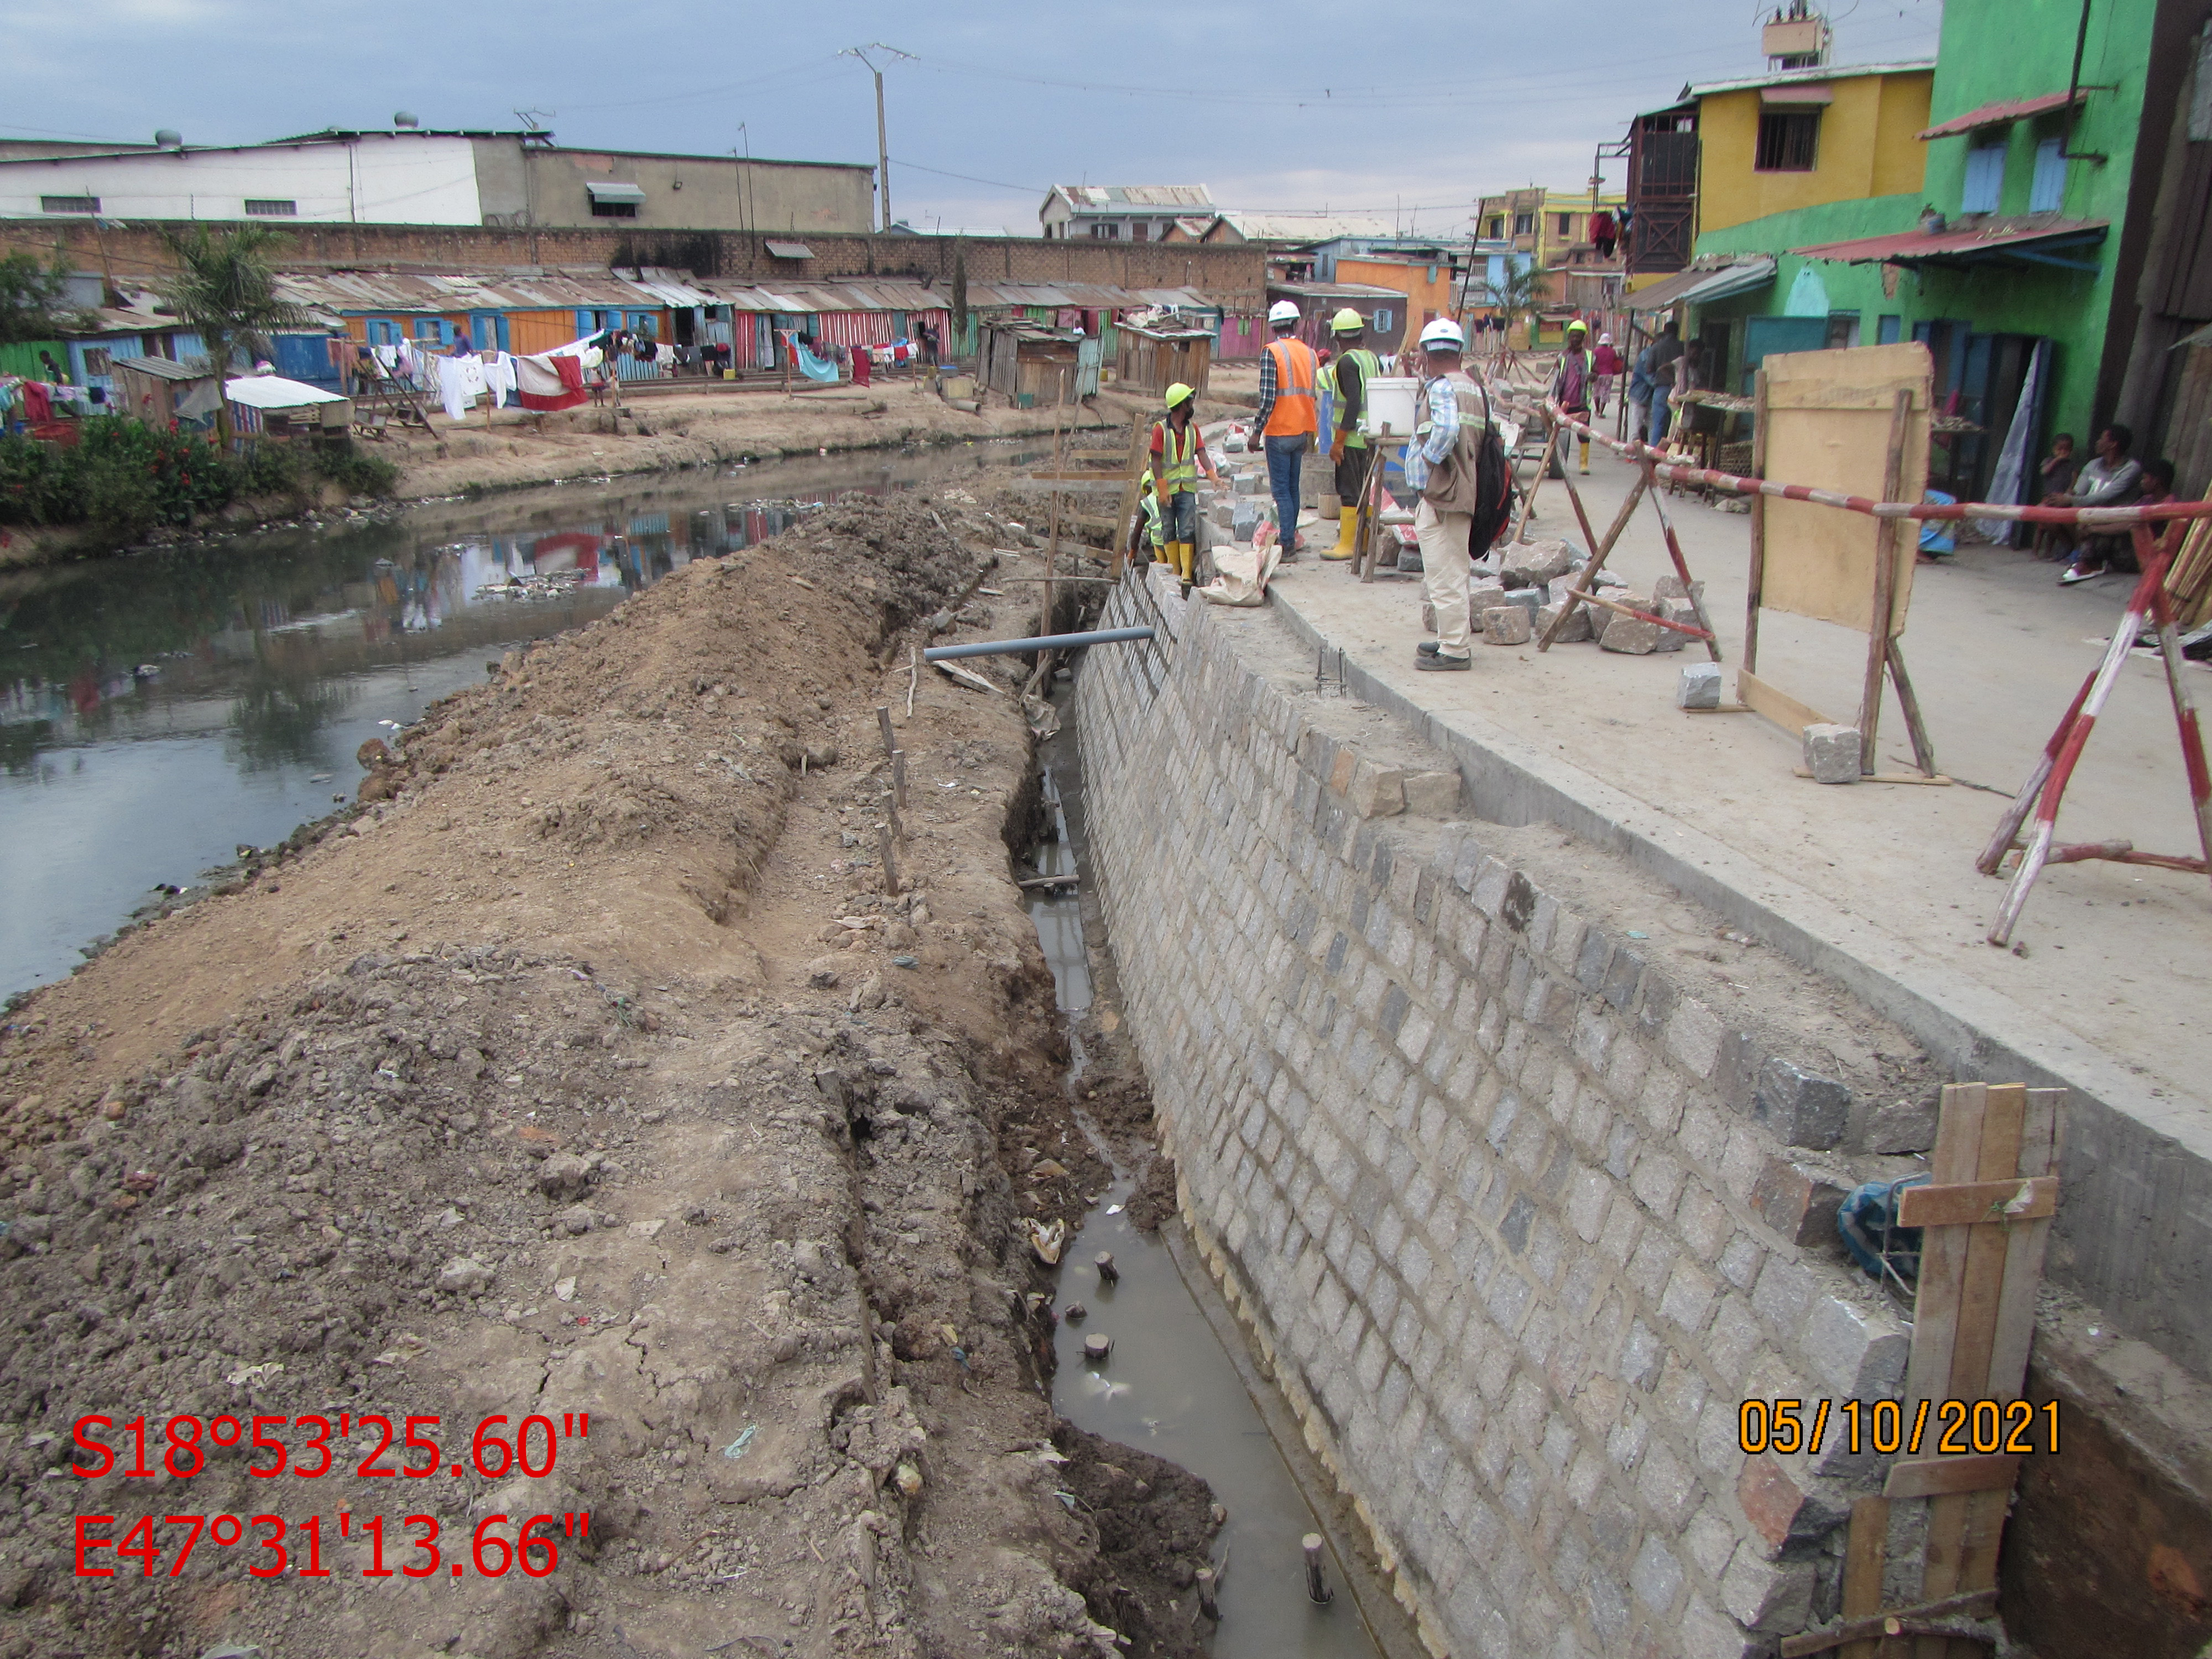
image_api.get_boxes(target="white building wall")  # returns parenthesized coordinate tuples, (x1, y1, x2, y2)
(0, 135, 483, 224)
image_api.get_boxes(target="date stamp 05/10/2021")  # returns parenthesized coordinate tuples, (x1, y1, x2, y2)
(65, 1410, 593, 1582)
(1736, 1397, 2062, 1459)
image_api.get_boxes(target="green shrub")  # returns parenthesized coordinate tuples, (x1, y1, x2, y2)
(314, 446, 398, 497)
(0, 414, 395, 532)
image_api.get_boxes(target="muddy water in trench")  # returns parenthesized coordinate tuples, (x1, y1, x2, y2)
(1024, 732, 1382, 1659)
(0, 441, 1042, 999)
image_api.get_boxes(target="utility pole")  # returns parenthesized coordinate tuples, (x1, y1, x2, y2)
(841, 43, 914, 233)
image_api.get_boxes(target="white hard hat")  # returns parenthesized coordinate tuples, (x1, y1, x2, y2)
(1268, 300, 1301, 326)
(1599, 332, 1614, 345)
(1419, 317, 1464, 351)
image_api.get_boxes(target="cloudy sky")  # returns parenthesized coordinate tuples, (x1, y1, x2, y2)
(6, 0, 1942, 234)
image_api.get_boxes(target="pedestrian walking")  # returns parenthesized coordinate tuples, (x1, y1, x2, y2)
(1646, 321, 1684, 446)
(1552, 320, 1595, 473)
(1592, 332, 1625, 417)
(1321, 309, 1384, 560)
(1250, 300, 1321, 559)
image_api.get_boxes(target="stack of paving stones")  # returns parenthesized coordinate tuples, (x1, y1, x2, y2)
(1076, 568, 1916, 1659)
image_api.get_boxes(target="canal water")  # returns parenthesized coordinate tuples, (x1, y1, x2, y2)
(0, 443, 1034, 1000)
(1023, 731, 1383, 1659)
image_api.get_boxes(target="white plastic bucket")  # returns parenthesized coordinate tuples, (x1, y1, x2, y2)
(1359, 376, 1420, 439)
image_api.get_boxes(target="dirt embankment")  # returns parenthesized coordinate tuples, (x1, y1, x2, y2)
(383, 383, 1153, 507)
(0, 495, 1215, 1658)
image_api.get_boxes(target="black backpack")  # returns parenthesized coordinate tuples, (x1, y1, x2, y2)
(1467, 380, 1514, 555)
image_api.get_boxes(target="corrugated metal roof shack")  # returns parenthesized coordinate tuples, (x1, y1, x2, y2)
(977, 322, 1086, 407)
(1114, 321, 1213, 398)
(108, 355, 221, 429)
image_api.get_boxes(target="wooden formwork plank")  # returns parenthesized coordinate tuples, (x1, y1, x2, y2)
(1911, 1083, 2029, 1659)
(1838, 1495, 1891, 1659)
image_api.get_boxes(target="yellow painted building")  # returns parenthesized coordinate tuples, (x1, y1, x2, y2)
(1686, 60, 1933, 237)
(1476, 186, 1627, 271)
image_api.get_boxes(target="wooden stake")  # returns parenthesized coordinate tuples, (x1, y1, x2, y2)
(891, 749, 907, 811)
(876, 705, 896, 759)
(1837, 1495, 1890, 1659)
(1045, 369, 1068, 634)
(1515, 424, 1562, 542)
(1094, 1251, 1118, 1285)
(1745, 368, 1771, 675)
(877, 826, 900, 895)
(1194, 1567, 1219, 1621)
(1860, 390, 1913, 776)
(1302, 1534, 1333, 1605)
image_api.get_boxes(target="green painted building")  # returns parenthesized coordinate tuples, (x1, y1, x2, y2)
(1678, 0, 2210, 500)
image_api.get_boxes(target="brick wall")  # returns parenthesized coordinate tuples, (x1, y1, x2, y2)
(1074, 574, 1918, 1659)
(0, 221, 1269, 307)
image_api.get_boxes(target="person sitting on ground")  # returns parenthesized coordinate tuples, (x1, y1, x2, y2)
(2032, 433, 2080, 561)
(2053, 424, 2145, 585)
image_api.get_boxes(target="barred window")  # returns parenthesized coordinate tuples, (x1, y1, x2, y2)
(1755, 111, 1820, 172)
(40, 195, 99, 214)
(243, 199, 298, 216)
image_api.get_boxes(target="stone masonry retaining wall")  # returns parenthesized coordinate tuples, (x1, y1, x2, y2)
(1074, 571, 1919, 1659)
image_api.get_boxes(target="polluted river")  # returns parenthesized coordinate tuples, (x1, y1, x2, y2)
(0, 444, 1041, 1001)
(0, 451, 1396, 1658)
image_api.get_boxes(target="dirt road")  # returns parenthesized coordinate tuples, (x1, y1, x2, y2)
(0, 496, 1213, 1658)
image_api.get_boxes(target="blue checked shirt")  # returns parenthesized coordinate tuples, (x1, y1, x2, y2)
(1400, 373, 1460, 494)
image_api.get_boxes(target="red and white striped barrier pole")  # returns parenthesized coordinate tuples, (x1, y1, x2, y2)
(1986, 523, 2212, 945)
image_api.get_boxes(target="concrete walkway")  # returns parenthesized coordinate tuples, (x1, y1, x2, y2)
(1262, 442, 2212, 1139)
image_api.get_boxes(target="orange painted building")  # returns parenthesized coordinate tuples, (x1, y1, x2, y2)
(1334, 256, 1458, 354)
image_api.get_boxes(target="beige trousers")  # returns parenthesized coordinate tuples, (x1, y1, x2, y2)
(1415, 498, 1473, 658)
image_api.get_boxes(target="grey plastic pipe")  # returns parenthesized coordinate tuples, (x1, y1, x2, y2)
(923, 626, 1155, 662)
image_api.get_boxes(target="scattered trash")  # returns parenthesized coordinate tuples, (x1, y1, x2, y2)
(891, 954, 918, 968)
(1025, 1217, 1067, 1265)
(225, 1361, 284, 1388)
(1105, 1203, 1123, 1215)
(894, 1462, 923, 1495)
(722, 1425, 758, 1461)
(1626, 930, 1649, 940)
(553, 1276, 577, 1302)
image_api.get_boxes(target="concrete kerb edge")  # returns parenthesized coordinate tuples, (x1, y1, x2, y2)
(1259, 583, 2212, 1374)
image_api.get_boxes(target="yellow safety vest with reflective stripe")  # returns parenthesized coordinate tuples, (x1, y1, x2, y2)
(1156, 419, 1200, 492)
(1337, 348, 1382, 450)
(1137, 479, 1164, 546)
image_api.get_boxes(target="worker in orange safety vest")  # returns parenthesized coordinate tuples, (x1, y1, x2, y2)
(1250, 299, 1320, 558)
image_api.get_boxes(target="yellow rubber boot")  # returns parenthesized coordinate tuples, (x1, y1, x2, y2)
(1170, 541, 1191, 581)
(1320, 506, 1359, 560)
(1578, 436, 1590, 474)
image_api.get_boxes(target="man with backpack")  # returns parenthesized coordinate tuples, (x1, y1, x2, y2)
(1405, 318, 1509, 672)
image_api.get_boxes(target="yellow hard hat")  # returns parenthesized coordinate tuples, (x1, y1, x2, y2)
(1330, 307, 1365, 334)
(1567, 319, 1588, 334)
(1165, 382, 1196, 409)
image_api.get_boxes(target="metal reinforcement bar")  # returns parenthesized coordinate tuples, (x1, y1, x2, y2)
(1500, 391, 2212, 529)
(924, 627, 1156, 662)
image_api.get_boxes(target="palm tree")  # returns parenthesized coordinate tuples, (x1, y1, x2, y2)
(158, 225, 312, 447)
(1480, 258, 1549, 349)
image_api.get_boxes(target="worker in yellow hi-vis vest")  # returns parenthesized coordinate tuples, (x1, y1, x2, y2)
(1150, 382, 1222, 586)
(1321, 308, 1383, 560)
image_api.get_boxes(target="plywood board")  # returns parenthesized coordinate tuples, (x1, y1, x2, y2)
(1761, 342, 1932, 637)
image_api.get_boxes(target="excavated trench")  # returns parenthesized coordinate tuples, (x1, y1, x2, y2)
(1014, 694, 1392, 1659)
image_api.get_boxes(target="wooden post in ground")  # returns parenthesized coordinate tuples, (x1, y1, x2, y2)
(877, 706, 896, 759)
(1745, 369, 1770, 675)
(1858, 391, 1913, 775)
(1045, 369, 1068, 633)
(1837, 1496, 1890, 1659)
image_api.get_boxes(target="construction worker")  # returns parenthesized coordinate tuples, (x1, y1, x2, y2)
(1127, 467, 1166, 566)
(1552, 319, 1595, 474)
(1321, 309, 1383, 560)
(1250, 299, 1320, 559)
(1150, 382, 1222, 586)
(1405, 317, 1481, 671)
